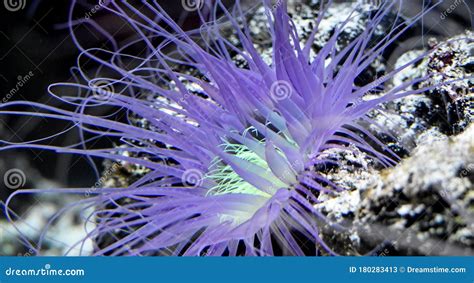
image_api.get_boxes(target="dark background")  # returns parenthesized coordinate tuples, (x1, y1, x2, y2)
(0, 0, 209, 193)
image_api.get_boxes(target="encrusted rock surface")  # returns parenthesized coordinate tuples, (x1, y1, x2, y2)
(374, 31, 473, 152)
(318, 31, 473, 254)
(356, 124, 473, 255)
(318, 125, 473, 256)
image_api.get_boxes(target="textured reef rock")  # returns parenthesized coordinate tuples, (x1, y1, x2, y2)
(368, 32, 473, 158)
(356, 124, 474, 255)
(317, 125, 474, 256)
(292, 4, 473, 255)
(318, 32, 473, 255)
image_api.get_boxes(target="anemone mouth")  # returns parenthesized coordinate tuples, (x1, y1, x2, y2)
(205, 126, 299, 197)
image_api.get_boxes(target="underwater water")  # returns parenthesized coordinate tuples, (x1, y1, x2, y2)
(0, 0, 472, 257)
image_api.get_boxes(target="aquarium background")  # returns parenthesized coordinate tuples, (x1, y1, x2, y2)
(0, 0, 473, 256)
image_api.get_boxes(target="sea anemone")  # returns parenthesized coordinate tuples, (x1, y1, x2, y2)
(1, 0, 466, 256)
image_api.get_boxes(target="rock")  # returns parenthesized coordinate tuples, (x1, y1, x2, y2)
(344, 124, 474, 255)
(0, 144, 93, 256)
